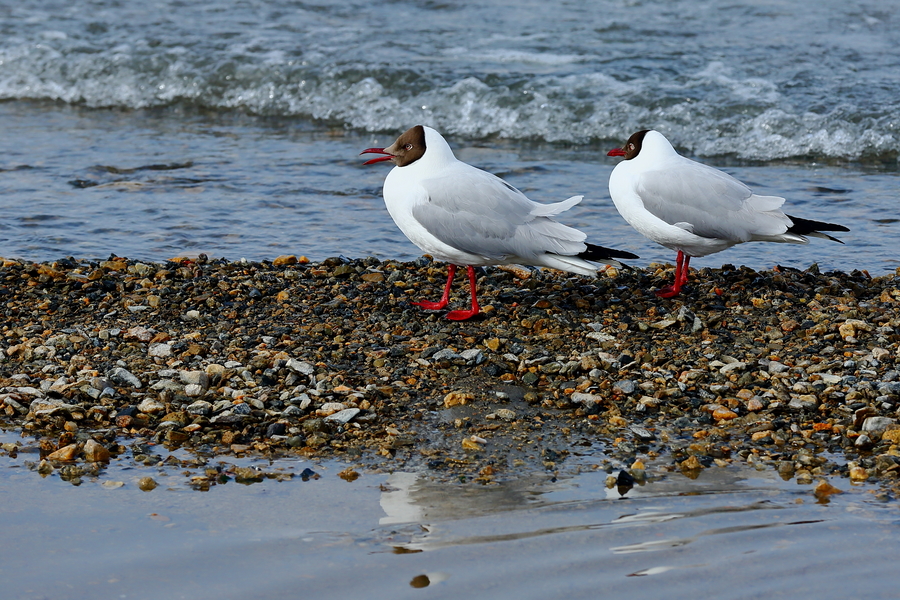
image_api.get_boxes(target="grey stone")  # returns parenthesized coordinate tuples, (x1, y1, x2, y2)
(630, 425, 656, 441)
(91, 377, 114, 391)
(571, 392, 603, 406)
(150, 379, 184, 393)
(186, 401, 212, 416)
(282, 405, 303, 417)
(232, 403, 252, 415)
(720, 361, 748, 374)
(789, 395, 819, 410)
(432, 349, 462, 361)
(614, 380, 636, 395)
(1, 396, 26, 414)
(289, 393, 312, 409)
(109, 367, 142, 388)
(184, 383, 205, 397)
(287, 435, 306, 448)
(877, 381, 900, 396)
(768, 361, 790, 374)
(324, 408, 361, 424)
(676, 306, 703, 332)
(148, 343, 172, 357)
(180, 370, 209, 389)
(212, 400, 233, 413)
(862, 416, 896, 432)
(210, 413, 244, 424)
(460, 349, 485, 365)
(15, 386, 43, 397)
(285, 358, 315, 375)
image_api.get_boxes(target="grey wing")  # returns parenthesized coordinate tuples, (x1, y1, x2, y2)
(637, 158, 788, 241)
(412, 164, 586, 260)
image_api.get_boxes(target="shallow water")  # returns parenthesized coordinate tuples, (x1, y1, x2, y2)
(1, 101, 897, 274)
(1, 429, 898, 600)
(1, 0, 899, 272)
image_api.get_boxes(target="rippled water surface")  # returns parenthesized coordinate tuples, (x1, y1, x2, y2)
(0, 0, 898, 271)
(2, 0, 899, 158)
(1, 429, 898, 600)
(1, 102, 897, 273)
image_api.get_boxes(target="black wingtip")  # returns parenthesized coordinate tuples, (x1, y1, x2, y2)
(580, 243, 639, 262)
(786, 214, 850, 235)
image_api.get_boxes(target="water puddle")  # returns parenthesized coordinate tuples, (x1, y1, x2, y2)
(1, 429, 898, 600)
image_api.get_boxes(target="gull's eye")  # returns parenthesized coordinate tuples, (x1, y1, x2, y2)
(627, 143, 635, 151)
(404, 143, 413, 151)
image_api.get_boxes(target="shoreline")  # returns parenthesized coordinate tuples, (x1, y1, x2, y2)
(2, 254, 900, 497)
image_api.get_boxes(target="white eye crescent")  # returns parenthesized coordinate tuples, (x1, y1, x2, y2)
(404, 143, 413, 151)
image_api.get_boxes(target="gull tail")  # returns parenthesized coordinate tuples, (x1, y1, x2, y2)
(537, 243, 638, 276)
(579, 243, 639, 262)
(786, 214, 849, 244)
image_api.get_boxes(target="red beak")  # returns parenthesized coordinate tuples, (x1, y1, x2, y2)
(607, 147, 626, 157)
(360, 148, 395, 165)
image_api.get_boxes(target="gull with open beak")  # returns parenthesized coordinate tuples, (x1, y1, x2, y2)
(362, 125, 638, 320)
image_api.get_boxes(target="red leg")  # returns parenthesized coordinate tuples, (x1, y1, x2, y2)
(655, 251, 689, 298)
(678, 255, 691, 287)
(412, 264, 456, 310)
(446, 266, 480, 320)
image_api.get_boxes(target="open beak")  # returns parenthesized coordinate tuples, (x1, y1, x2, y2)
(360, 148, 395, 165)
(607, 147, 626, 157)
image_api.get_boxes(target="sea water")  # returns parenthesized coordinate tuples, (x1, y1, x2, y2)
(0, 0, 897, 271)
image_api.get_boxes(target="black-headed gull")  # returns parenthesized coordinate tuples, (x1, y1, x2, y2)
(607, 130, 848, 298)
(361, 125, 638, 320)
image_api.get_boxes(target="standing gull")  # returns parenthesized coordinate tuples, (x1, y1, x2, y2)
(607, 130, 849, 298)
(362, 125, 637, 320)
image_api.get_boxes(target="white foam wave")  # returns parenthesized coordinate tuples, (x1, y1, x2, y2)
(0, 39, 897, 161)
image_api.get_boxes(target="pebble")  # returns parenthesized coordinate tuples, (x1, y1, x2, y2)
(444, 391, 474, 407)
(712, 407, 738, 421)
(614, 380, 636, 395)
(768, 361, 790, 374)
(184, 384, 205, 397)
(83, 439, 110, 462)
(148, 343, 172, 357)
(286, 358, 315, 375)
(862, 417, 896, 432)
(109, 367, 142, 388)
(813, 480, 843, 499)
(180, 371, 210, 389)
(137, 398, 166, 414)
(789, 395, 819, 411)
(47, 444, 78, 461)
(571, 392, 604, 406)
(266, 423, 287, 437)
(849, 466, 869, 482)
(317, 402, 347, 416)
(3, 256, 900, 495)
(186, 400, 212, 415)
(495, 409, 516, 421)
(325, 408, 361, 424)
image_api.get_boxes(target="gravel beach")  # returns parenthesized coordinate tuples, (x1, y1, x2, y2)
(2, 254, 900, 497)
